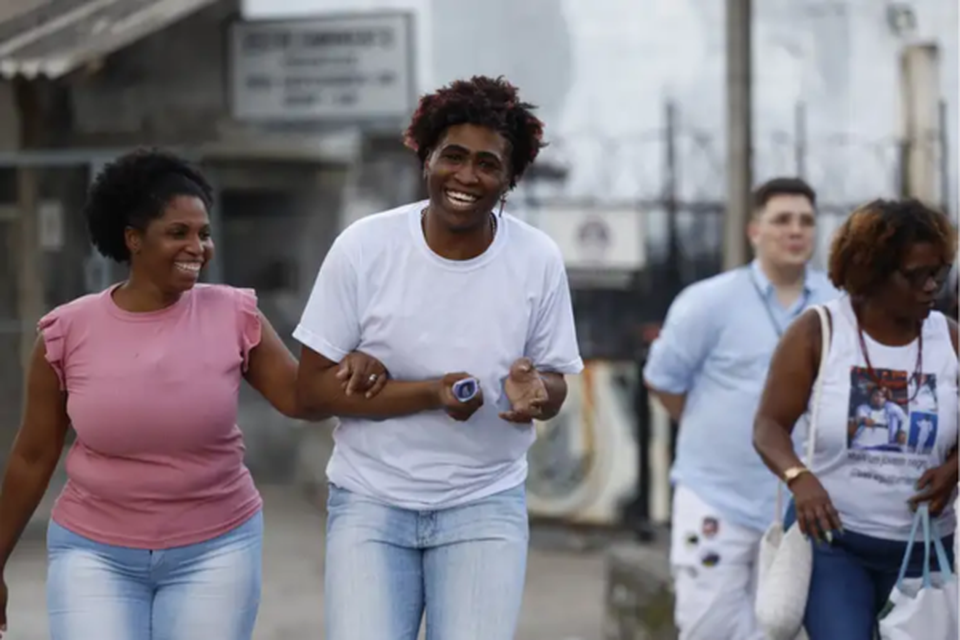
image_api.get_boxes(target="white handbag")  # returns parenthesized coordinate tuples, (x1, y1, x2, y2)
(878, 503, 959, 639)
(754, 305, 831, 640)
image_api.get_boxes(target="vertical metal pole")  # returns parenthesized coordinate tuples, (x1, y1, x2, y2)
(13, 78, 43, 374)
(795, 101, 808, 180)
(723, 0, 753, 271)
(938, 99, 950, 214)
(15, 164, 39, 373)
(897, 140, 909, 199)
(664, 100, 681, 292)
(899, 44, 941, 206)
(632, 361, 655, 542)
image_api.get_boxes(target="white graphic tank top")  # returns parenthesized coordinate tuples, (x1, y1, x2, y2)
(807, 296, 958, 541)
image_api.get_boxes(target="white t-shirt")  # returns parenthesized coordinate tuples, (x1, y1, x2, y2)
(810, 296, 958, 540)
(293, 201, 584, 509)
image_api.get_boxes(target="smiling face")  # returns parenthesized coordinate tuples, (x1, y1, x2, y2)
(125, 195, 214, 295)
(424, 123, 511, 232)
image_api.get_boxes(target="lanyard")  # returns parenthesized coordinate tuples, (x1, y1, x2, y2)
(745, 267, 810, 338)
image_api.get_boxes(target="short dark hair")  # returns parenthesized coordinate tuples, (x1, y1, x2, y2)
(84, 148, 214, 263)
(828, 198, 956, 297)
(402, 75, 545, 189)
(752, 177, 817, 211)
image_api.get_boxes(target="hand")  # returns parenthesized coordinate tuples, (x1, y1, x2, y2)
(790, 472, 843, 543)
(335, 352, 389, 399)
(500, 358, 548, 424)
(910, 462, 959, 515)
(438, 373, 484, 422)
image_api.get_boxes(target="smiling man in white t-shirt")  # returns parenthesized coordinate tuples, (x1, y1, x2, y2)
(292, 76, 583, 640)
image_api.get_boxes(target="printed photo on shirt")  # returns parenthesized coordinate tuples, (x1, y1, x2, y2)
(846, 367, 938, 454)
(906, 374, 938, 455)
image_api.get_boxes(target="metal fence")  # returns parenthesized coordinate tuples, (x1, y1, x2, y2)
(524, 100, 953, 210)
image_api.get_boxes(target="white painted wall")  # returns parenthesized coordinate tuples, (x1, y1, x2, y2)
(242, 0, 958, 209)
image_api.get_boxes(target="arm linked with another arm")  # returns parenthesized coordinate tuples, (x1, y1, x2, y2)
(290, 227, 443, 421)
(296, 346, 442, 421)
(243, 310, 390, 422)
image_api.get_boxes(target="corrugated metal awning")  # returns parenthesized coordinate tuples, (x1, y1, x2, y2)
(0, 0, 220, 80)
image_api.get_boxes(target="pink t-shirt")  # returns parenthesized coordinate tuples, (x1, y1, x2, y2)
(40, 283, 263, 549)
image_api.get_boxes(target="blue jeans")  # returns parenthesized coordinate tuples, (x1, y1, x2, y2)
(46, 511, 263, 640)
(784, 503, 954, 640)
(324, 482, 529, 640)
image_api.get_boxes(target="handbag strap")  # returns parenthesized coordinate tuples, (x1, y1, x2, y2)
(921, 503, 934, 588)
(775, 305, 832, 523)
(896, 505, 926, 589)
(895, 503, 954, 590)
(926, 504, 954, 580)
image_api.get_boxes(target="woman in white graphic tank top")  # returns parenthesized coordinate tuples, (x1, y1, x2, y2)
(753, 199, 958, 640)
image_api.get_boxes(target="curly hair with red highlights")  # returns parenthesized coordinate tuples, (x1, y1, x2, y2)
(828, 198, 956, 297)
(402, 75, 545, 189)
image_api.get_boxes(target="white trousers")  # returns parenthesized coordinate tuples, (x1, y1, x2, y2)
(670, 485, 767, 640)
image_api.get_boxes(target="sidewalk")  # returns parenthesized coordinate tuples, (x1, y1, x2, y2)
(6, 486, 608, 640)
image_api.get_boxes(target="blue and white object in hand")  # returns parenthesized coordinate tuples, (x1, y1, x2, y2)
(452, 377, 480, 403)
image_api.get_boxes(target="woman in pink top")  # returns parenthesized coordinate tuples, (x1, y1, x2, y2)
(0, 149, 387, 640)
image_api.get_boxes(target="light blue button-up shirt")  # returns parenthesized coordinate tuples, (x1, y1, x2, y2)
(644, 260, 840, 532)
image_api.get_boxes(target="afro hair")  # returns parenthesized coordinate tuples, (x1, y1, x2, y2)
(402, 75, 545, 189)
(83, 148, 213, 263)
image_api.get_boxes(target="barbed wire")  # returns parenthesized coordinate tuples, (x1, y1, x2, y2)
(525, 128, 946, 206)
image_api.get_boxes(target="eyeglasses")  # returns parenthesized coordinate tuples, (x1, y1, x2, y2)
(898, 263, 953, 289)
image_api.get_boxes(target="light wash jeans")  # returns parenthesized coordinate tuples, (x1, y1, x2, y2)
(324, 482, 529, 640)
(46, 510, 263, 640)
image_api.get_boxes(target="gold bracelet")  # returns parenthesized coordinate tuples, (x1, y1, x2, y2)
(782, 465, 809, 485)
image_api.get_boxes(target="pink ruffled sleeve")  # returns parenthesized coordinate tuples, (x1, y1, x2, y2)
(37, 311, 66, 390)
(234, 288, 262, 373)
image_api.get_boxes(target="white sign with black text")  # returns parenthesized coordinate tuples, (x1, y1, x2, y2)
(230, 13, 415, 122)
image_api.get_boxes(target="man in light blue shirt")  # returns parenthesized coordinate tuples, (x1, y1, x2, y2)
(644, 178, 839, 640)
